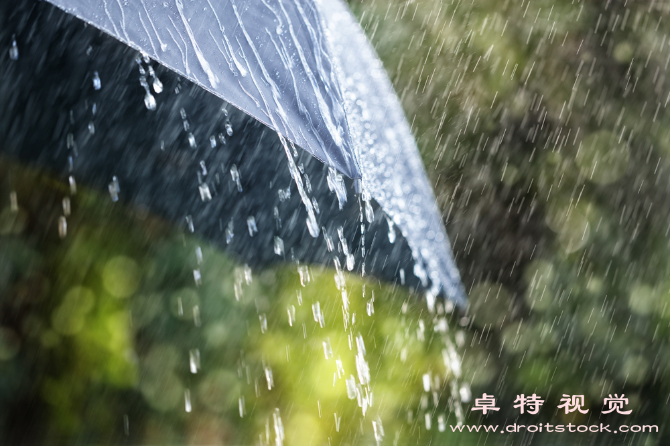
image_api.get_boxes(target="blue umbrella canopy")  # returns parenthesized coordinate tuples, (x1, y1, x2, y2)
(4, 0, 466, 304)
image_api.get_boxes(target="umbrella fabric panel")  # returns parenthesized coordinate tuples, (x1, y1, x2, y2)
(317, 0, 467, 305)
(0, 0, 430, 296)
(45, 0, 360, 180)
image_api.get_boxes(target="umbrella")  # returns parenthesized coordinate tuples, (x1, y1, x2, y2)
(1, 0, 466, 305)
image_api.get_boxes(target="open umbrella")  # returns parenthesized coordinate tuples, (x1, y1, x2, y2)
(1, 0, 466, 304)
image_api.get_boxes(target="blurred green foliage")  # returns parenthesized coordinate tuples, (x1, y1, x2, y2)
(348, 0, 670, 443)
(0, 158, 475, 445)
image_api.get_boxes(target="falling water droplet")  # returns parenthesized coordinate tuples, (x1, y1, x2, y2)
(58, 216, 67, 239)
(108, 176, 120, 202)
(230, 165, 243, 192)
(373, 418, 385, 446)
(68, 176, 77, 195)
(185, 215, 194, 233)
(88, 122, 95, 134)
(346, 254, 355, 271)
(188, 133, 196, 148)
(225, 122, 233, 136)
(264, 366, 274, 389)
(209, 135, 217, 148)
(189, 349, 200, 374)
(386, 216, 396, 243)
(184, 389, 192, 413)
(298, 265, 311, 287)
(323, 338, 333, 359)
(152, 76, 163, 94)
(144, 92, 156, 110)
(199, 183, 212, 201)
(246, 216, 258, 236)
(438, 414, 446, 432)
(306, 215, 320, 238)
(225, 220, 234, 244)
(287, 305, 295, 326)
(92, 71, 102, 90)
(365, 200, 374, 223)
(62, 197, 71, 216)
(9, 191, 18, 212)
(9, 37, 19, 60)
(327, 168, 347, 209)
(346, 376, 356, 399)
(274, 236, 284, 255)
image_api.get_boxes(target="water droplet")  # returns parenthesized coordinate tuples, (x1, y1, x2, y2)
(58, 216, 67, 239)
(346, 376, 356, 399)
(88, 122, 95, 134)
(225, 122, 233, 136)
(68, 176, 77, 195)
(422, 373, 431, 392)
(346, 254, 355, 271)
(336, 359, 345, 379)
(144, 92, 156, 110)
(189, 349, 200, 374)
(306, 215, 320, 238)
(259, 314, 268, 333)
(438, 414, 446, 432)
(298, 265, 311, 287)
(152, 77, 163, 94)
(386, 217, 396, 243)
(327, 168, 347, 209)
(188, 133, 196, 148)
(246, 216, 258, 236)
(185, 215, 194, 233)
(198, 184, 212, 201)
(184, 389, 192, 413)
(373, 418, 384, 445)
(312, 301, 324, 327)
(323, 338, 333, 359)
(62, 197, 71, 216)
(108, 176, 120, 202)
(366, 299, 374, 316)
(230, 165, 242, 192)
(278, 187, 291, 201)
(365, 200, 374, 223)
(209, 135, 217, 148)
(274, 236, 284, 256)
(193, 305, 201, 326)
(9, 38, 19, 60)
(225, 220, 234, 244)
(92, 71, 102, 90)
(9, 191, 18, 212)
(287, 305, 295, 327)
(238, 397, 245, 418)
(193, 269, 202, 287)
(264, 366, 273, 389)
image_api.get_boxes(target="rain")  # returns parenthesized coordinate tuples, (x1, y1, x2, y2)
(1, 0, 670, 445)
